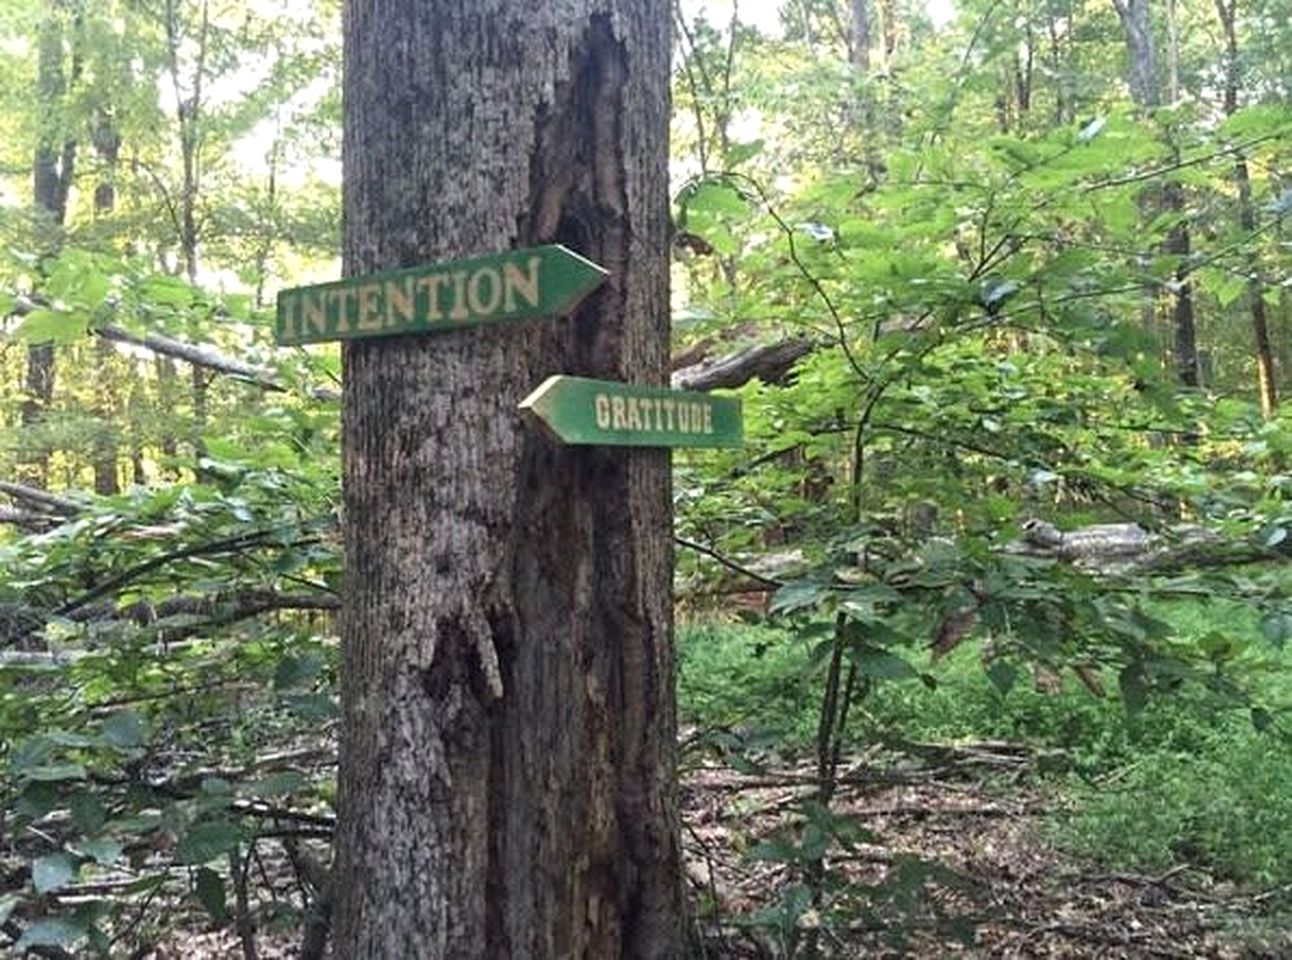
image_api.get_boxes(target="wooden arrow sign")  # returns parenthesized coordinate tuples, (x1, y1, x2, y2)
(520, 376, 743, 448)
(275, 245, 607, 345)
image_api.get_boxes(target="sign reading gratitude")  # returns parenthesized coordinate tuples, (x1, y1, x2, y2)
(275, 245, 608, 345)
(519, 375, 743, 449)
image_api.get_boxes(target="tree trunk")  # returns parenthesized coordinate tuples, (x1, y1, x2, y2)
(23, 3, 78, 487)
(92, 107, 122, 495)
(1215, 0, 1278, 417)
(1165, 192, 1199, 388)
(1112, 0, 1199, 390)
(849, 0, 870, 72)
(333, 2, 683, 958)
(1111, 0, 1158, 108)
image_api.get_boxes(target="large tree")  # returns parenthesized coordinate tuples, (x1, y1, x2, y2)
(332, 1, 684, 957)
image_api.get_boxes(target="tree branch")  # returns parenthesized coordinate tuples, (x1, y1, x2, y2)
(0, 480, 84, 515)
(96, 324, 283, 391)
(671, 335, 817, 391)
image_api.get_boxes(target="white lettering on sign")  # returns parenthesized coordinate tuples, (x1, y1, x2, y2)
(590, 392, 717, 436)
(502, 257, 542, 312)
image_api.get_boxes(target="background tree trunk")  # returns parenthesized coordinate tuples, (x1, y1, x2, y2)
(92, 106, 122, 495)
(849, 0, 870, 72)
(1215, 0, 1278, 417)
(332, 1, 683, 958)
(1112, 0, 1198, 389)
(23, 2, 78, 487)
(1111, 0, 1157, 108)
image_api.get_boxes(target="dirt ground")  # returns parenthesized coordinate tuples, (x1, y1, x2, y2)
(140, 752, 1290, 959)
(681, 754, 1291, 959)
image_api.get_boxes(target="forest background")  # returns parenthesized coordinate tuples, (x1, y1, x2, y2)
(0, 0, 1290, 955)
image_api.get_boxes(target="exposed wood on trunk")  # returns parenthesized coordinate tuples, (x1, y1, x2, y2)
(334, 2, 682, 956)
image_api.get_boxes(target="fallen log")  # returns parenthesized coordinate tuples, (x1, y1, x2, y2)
(672, 336, 817, 391)
(1006, 519, 1227, 572)
(0, 480, 85, 515)
(0, 506, 57, 529)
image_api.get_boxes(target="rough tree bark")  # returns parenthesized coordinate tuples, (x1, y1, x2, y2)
(333, 2, 683, 958)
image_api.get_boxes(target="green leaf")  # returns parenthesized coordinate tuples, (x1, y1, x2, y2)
(770, 578, 829, 615)
(22, 763, 87, 783)
(248, 771, 305, 798)
(68, 792, 107, 834)
(985, 659, 1018, 695)
(176, 820, 242, 866)
(194, 867, 227, 921)
(1199, 631, 1236, 662)
(1251, 707, 1273, 732)
(685, 180, 749, 217)
(17, 782, 60, 818)
(852, 645, 918, 681)
(1260, 613, 1292, 648)
(8, 308, 88, 345)
(284, 692, 339, 719)
(725, 139, 764, 167)
(1119, 663, 1148, 716)
(33, 852, 77, 893)
(274, 652, 325, 690)
(749, 837, 800, 863)
(139, 275, 196, 308)
(16, 917, 86, 950)
(80, 839, 122, 867)
(100, 710, 145, 750)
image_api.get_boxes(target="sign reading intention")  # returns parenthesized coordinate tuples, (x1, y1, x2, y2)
(275, 245, 607, 345)
(520, 376, 743, 448)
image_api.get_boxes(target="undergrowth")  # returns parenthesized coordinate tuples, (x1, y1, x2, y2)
(677, 602, 1292, 890)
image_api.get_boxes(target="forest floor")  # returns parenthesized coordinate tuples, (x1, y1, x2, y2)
(681, 750, 1292, 959)
(145, 745, 1291, 959)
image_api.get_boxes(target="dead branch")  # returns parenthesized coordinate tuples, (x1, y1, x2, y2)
(96, 324, 283, 391)
(0, 505, 57, 529)
(671, 335, 817, 391)
(1, 588, 338, 652)
(0, 480, 85, 515)
(1006, 519, 1237, 573)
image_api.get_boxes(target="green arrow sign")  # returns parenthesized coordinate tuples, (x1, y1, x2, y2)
(520, 376, 743, 448)
(275, 245, 607, 345)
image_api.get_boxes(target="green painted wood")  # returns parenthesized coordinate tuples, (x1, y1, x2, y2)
(519, 375, 743, 448)
(275, 245, 607, 345)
